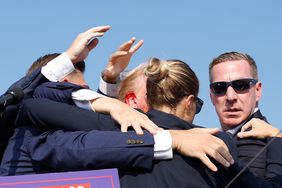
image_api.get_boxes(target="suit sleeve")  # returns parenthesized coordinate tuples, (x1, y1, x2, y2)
(17, 98, 118, 131)
(264, 137, 282, 184)
(227, 137, 282, 188)
(214, 132, 282, 187)
(27, 129, 154, 171)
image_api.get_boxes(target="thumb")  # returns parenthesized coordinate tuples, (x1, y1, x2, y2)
(203, 128, 220, 135)
(88, 38, 99, 51)
(240, 122, 252, 132)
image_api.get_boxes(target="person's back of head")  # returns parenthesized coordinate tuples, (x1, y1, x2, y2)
(27, 53, 61, 76)
(118, 63, 149, 111)
(145, 57, 199, 110)
(27, 53, 87, 87)
(27, 53, 86, 76)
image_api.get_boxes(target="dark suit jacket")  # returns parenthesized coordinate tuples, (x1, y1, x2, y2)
(0, 69, 48, 159)
(2, 98, 282, 187)
(120, 109, 239, 188)
(120, 110, 282, 188)
(1, 79, 156, 175)
(234, 110, 268, 177)
(0, 98, 155, 175)
(33, 82, 274, 178)
(33, 82, 83, 105)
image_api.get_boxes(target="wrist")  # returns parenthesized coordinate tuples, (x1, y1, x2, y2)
(169, 130, 179, 151)
(102, 71, 118, 84)
(65, 51, 76, 63)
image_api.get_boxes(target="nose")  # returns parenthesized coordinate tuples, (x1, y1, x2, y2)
(225, 86, 238, 102)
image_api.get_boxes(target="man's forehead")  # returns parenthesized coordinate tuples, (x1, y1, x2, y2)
(211, 60, 252, 81)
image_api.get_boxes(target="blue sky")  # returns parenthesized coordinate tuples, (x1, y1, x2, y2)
(1, 1, 281, 130)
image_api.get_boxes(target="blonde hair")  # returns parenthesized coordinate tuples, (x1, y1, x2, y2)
(118, 63, 147, 102)
(145, 58, 199, 109)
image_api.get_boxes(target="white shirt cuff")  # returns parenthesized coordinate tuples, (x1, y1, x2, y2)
(72, 89, 105, 111)
(153, 130, 173, 160)
(41, 52, 75, 82)
(99, 76, 119, 98)
(73, 100, 93, 111)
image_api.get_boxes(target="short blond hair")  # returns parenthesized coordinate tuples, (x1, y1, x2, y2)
(118, 63, 147, 102)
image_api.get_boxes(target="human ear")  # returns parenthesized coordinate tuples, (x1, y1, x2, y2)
(125, 92, 138, 108)
(255, 81, 262, 101)
(184, 95, 194, 111)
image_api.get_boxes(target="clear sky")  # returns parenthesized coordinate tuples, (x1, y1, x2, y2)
(1, 1, 281, 130)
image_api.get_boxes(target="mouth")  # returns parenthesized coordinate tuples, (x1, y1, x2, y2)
(223, 108, 242, 115)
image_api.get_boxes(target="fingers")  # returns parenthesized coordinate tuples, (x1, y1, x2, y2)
(120, 122, 129, 133)
(207, 147, 230, 167)
(66, 25, 111, 63)
(139, 119, 159, 135)
(131, 123, 144, 135)
(119, 38, 135, 51)
(118, 37, 143, 53)
(237, 131, 254, 138)
(240, 121, 252, 132)
(83, 25, 111, 36)
(81, 26, 111, 45)
(88, 38, 99, 51)
(82, 26, 111, 50)
(121, 121, 144, 135)
(198, 155, 218, 172)
(117, 109, 159, 135)
(85, 32, 105, 45)
(209, 137, 234, 165)
(110, 51, 129, 59)
(129, 40, 144, 53)
(131, 115, 159, 135)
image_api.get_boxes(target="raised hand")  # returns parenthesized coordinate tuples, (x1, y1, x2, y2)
(102, 37, 144, 83)
(66, 25, 111, 64)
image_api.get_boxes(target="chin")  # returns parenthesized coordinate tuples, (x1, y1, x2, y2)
(222, 119, 243, 129)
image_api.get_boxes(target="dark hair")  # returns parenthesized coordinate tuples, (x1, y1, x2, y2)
(26, 53, 85, 75)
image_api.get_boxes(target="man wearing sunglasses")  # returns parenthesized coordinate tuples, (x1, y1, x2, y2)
(209, 51, 281, 178)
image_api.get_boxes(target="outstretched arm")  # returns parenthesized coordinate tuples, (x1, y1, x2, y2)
(90, 96, 161, 135)
(18, 98, 234, 172)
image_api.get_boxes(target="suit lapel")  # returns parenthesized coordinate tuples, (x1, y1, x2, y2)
(233, 110, 267, 136)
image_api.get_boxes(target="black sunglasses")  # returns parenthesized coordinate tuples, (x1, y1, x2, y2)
(210, 78, 258, 96)
(195, 97, 203, 114)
